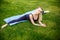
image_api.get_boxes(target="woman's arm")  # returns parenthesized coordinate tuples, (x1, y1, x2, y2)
(38, 13, 46, 27)
(29, 14, 41, 26)
(38, 13, 43, 24)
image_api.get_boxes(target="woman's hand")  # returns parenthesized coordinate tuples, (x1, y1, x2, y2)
(34, 24, 41, 26)
(40, 23, 46, 27)
(34, 23, 46, 27)
(38, 21, 46, 27)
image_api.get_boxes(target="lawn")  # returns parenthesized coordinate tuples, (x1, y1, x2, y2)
(0, 0, 60, 40)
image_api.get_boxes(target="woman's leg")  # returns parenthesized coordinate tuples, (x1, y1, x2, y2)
(8, 20, 20, 24)
(1, 24, 8, 29)
(8, 15, 26, 24)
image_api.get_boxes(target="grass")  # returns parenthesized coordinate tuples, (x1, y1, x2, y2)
(0, 0, 60, 40)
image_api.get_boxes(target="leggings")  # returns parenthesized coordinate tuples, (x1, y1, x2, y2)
(8, 15, 27, 24)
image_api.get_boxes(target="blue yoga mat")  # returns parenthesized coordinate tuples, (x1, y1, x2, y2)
(4, 10, 36, 25)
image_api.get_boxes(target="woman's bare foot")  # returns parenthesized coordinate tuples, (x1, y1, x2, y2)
(1, 24, 8, 29)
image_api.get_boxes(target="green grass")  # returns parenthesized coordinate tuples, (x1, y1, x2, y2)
(0, 0, 60, 40)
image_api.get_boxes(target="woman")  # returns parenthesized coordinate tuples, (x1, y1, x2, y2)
(1, 7, 49, 29)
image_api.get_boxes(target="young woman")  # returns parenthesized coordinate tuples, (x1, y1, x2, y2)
(1, 7, 49, 29)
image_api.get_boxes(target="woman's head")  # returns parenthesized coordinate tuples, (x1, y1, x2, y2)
(37, 7, 43, 11)
(36, 7, 43, 14)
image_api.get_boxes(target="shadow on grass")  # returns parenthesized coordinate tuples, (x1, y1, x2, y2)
(50, 0, 60, 8)
(54, 13, 60, 40)
(51, 0, 60, 40)
(27, 31, 53, 40)
(0, 31, 5, 40)
(0, 0, 10, 13)
(0, 0, 9, 5)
